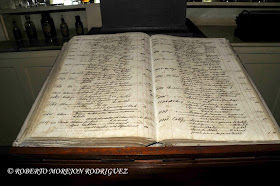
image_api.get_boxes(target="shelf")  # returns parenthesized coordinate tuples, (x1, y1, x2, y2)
(187, 2, 280, 7)
(0, 4, 98, 15)
(1, 2, 280, 15)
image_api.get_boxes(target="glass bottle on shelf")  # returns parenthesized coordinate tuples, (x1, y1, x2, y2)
(27, 0, 37, 7)
(12, 21, 23, 47)
(17, 0, 29, 8)
(60, 15, 69, 39)
(41, 12, 57, 39)
(12, 21, 22, 41)
(25, 14, 38, 41)
(75, 15, 84, 35)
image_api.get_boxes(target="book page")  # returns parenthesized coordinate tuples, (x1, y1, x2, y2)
(21, 32, 155, 141)
(151, 35, 280, 142)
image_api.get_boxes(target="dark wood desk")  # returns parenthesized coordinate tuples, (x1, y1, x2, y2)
(4, 144, 280, 185)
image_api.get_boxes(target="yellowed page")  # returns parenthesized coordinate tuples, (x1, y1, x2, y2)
(151, 35, 280, 142)
(22, 32, 155, 140)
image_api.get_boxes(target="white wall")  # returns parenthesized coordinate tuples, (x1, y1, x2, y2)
(187, 7, 280, 26)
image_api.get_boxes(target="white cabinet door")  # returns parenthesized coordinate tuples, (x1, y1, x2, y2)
(233, 47, 280, 125)
(0, 50, 60, 145)
(244, 64, 280, 120)
(0, 67, 28, 145)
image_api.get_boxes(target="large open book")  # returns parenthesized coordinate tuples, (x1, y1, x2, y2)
(13, 32, 280, 147)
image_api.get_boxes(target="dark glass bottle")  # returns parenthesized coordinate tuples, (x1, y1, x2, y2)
(60, 15, 69, 38)
(12, 21, 22, 41)
(25, 14, 38, 41)
(41, 12, 57, 39)
(75, 16, 84, 35)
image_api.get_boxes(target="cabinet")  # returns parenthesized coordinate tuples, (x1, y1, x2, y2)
(233, 45, 280, 125)
(0, 50, 59, 145)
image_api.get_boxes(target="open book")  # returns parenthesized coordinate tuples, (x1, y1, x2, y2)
(13, 32, 280, 147)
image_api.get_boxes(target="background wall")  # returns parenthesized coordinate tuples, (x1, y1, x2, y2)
(0, 0, 16, 10)
(187, 7, 280, 26)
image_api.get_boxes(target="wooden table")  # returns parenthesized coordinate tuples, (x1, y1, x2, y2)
(5, 144, 280, 185)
